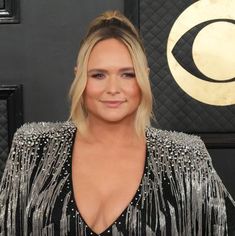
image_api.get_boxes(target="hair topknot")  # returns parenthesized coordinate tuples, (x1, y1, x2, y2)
(85, 10, 141, 40)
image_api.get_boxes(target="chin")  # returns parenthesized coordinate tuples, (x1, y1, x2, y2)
(100, 113, 136, 124)
(87, 109, 137, 124)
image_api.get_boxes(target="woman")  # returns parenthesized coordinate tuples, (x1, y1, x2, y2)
(0, 10, 234, 236)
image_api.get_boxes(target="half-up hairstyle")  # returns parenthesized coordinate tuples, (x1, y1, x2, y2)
(69, 10, 154, 136)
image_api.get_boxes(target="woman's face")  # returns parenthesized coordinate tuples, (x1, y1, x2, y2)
(84, 38, 141, 124)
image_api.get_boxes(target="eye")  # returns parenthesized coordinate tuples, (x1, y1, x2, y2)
(91, 73, 105, 79)
(122, 72, 136, 78)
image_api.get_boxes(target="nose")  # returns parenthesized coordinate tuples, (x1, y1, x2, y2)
(106, 76, 120, 95)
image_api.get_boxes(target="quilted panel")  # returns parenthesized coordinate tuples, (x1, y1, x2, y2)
(0, 99, 8, 179)
(0, 0, 4, 9)
(139, 0, 235, 133)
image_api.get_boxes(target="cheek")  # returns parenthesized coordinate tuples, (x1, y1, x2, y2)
(127, 83, 141, 102)
(84, 81, 104, 99)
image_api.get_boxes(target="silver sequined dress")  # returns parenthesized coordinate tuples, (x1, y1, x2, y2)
(0, 121, 234, 236)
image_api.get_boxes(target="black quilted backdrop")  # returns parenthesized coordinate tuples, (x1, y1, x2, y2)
(0, 99, 8, 179)
(0, 85, 23, 179)
(130, 0, 235, 134)
(0, 0, 4, 9)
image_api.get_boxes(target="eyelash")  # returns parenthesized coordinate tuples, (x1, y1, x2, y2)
(90, 72, 136, 79)
(91, 73, 104, 79)
(122, 73, 135, 78)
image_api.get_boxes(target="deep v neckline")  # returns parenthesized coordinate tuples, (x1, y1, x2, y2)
(68, 128, 149, 236)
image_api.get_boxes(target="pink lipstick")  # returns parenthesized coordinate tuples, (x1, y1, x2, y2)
(100, 100, 126, 108)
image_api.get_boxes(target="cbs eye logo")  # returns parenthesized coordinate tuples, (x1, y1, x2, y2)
(167, 0, 235, 106)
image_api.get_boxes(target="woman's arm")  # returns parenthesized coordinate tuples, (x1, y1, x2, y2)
(196, 138, 235, 235)
(0, 126, 40, 235)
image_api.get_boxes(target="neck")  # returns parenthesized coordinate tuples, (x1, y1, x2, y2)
(81, 117, 144, 146)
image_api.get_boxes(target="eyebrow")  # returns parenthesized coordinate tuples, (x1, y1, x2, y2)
(87, 67, 135, 74)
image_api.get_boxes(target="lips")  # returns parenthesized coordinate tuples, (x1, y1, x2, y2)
(100, 100, 126, 108)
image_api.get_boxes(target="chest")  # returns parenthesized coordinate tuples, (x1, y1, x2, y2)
(71, 144, 146, 233)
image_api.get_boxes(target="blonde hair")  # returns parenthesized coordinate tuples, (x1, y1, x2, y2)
(69, 10, 154, 136)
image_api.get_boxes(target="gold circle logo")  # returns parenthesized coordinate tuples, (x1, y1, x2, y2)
(167, 0, 235, 106)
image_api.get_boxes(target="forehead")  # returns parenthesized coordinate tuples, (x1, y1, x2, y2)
(87, 38, 133, 69)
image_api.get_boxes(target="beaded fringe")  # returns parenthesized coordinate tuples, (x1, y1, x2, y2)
(0, 122, 234, 236)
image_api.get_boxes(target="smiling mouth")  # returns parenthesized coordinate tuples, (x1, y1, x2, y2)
(101, 100, 126, 102)
(100, 100, 127, 108)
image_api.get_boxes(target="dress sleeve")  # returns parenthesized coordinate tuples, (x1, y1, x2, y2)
(196, 137, 235, 235)
(0, 128, 32, 235)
